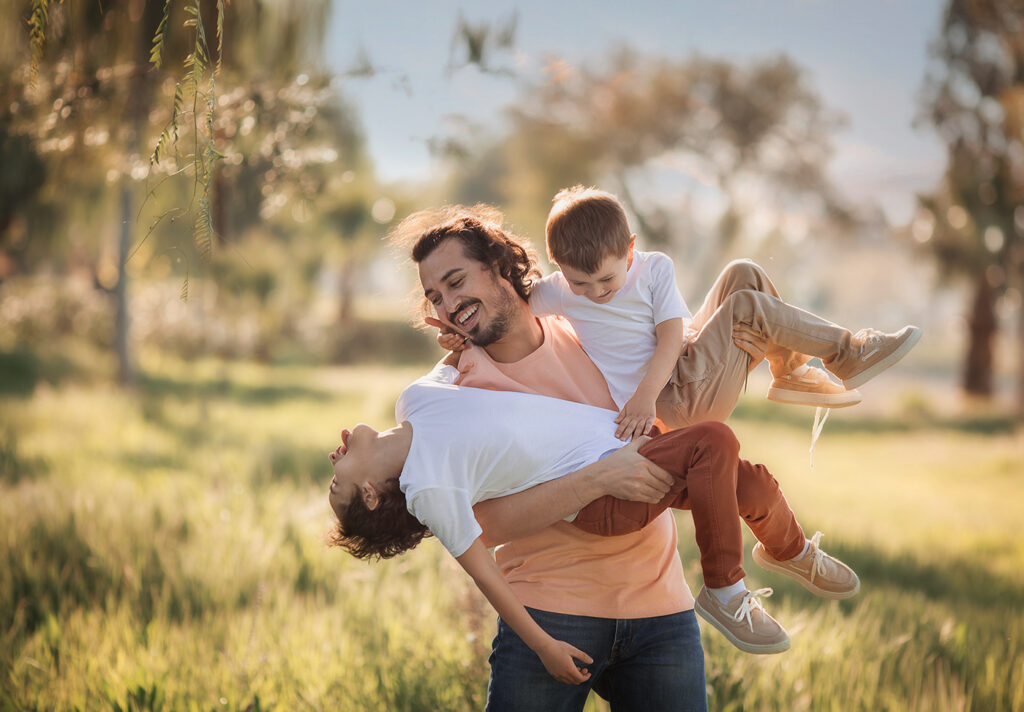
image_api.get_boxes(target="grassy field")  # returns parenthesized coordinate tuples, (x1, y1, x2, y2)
(1, 350, 1022, 711)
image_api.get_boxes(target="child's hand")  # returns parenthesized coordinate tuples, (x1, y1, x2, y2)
(732, 324, 767, 369)
(425, 316, 469, 352)
(537, 638, 593, 685)
(614, 393, 657, 441)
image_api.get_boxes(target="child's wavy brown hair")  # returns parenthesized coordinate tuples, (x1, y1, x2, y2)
(328, 478, 431, 560)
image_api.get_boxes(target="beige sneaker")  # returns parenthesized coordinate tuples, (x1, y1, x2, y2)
(752, 531, 860, 600)
(694, 586, 790, 654)
(767, 367, 862, 408)
(826, 325, 922, 389)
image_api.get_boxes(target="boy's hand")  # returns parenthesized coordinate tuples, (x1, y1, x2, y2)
(425, 316, 469, 352)
(536, 638, 593, 685)
(732, 325, 767, 369)
(614, 393, 657, 441)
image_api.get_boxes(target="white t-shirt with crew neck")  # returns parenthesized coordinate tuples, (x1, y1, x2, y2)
(395, 364, 624, 558)
(529, 249, 691, 409)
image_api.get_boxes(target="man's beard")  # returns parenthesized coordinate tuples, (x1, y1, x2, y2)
(464, 288, 517, 347)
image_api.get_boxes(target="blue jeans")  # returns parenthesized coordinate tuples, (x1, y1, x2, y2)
(484, 607, 707, 712)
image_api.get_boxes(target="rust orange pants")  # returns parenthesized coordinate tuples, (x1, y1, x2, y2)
(572, 421, 806, 587)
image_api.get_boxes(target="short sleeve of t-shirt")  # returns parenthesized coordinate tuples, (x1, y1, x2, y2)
(528, 274, 566, 317)
(647, 253, 690, 324)
(406, 486, 481, 557)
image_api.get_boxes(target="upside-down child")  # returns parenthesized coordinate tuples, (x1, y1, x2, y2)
(327, 364, 861, 679)
(437, 186, 921, 442)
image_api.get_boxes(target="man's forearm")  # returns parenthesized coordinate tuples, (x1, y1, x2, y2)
(472, 459, 612, 547)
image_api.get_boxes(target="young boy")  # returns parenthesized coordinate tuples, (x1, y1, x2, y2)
(328, 364, 859, 677)
(441, 186, 921, 442)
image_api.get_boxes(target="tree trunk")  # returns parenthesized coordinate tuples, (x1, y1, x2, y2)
(337, 257, 356, 323)
(963, 274, 997, 397)
(1017, 287, 1024, 414)
(116, 184, 135, 386)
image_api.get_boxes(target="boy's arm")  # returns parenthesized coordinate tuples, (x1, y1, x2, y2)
(456, 539, 593, 684)
(525, 273, 564, 317)
(614, 317, 685, 441)
(472, 437, 674, 547)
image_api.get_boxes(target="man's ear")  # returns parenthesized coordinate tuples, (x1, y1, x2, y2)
(360, 482, 381, 511)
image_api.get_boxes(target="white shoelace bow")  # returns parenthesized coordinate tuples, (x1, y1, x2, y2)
(731, 587, 774, 632)
(805, 531, 832, 583)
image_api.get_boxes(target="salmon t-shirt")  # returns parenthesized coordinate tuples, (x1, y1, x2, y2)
(459, 315, 694, 618)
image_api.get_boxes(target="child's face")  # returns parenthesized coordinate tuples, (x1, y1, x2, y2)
(558, 246, 633, 304)
(328, 424, 381, 517)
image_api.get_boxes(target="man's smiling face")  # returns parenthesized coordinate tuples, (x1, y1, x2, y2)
(418, 237, 519, 347)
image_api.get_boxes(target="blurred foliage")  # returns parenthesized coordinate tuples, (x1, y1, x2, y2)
(0, 0, 404, 372)
(917, 0, 1024, 400)
(439, 49, 855, 285)
(1, 0, 367, 274)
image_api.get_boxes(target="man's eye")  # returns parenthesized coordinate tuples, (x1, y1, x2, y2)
(451, 278, 463, 288)
(429, 295, 441, 305)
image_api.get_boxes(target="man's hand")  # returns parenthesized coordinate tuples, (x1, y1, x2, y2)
(613, 391, 657, 441)
(536, 638, 593, 685)
(732, 324, 767, 370)
(593, 437, 673, 503)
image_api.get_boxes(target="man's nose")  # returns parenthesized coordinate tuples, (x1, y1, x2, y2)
(442, 292, 461, 316)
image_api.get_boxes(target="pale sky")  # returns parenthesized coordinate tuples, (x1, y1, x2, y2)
(324, 0, 947, 226)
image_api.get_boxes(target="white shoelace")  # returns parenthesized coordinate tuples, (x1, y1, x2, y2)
(855, 329, 883, 360)
(731, 587, 774, 632)
(809, 406, 831, 469)
(805, 531, 832, 583)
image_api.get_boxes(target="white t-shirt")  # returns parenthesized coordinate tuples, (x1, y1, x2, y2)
(529, 250, 691, 409)
(395, 365, 625, 557)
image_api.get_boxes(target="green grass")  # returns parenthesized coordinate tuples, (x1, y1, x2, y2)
(1, 352, 1022, 711)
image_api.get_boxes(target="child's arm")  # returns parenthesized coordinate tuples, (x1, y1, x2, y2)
(472, 437, 674, 547)
(614, 317, 684, 441)
(456, 539, 593, 684)
(424, 316, 470, 352)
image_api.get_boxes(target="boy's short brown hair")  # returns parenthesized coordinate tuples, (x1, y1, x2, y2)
(545, 186, 633, 273)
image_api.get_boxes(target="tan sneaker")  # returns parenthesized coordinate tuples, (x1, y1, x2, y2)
(694, 586, 790, 654)
(826, 325, 922, 389)
(752, 531, 860, 600)
(767, 367, 862, 408)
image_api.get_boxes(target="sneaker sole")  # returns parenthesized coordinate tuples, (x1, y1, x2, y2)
(694, 599, 791, 655)
(842, 326, 922, 390)
(751, 545, 861, 600)
(766, 387, 862, 408)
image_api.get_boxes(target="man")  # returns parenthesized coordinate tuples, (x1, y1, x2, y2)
(389, 205, 852, 711)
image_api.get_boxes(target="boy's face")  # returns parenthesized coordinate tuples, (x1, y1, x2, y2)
(328, 424, 382, 517)
(558, 241, 634, 304)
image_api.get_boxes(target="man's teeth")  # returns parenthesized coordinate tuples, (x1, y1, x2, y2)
(457, 304, 478, 324)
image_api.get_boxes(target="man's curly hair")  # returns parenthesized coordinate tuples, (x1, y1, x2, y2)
(388, 204, 542, 323)
(328, 478, 431, 560)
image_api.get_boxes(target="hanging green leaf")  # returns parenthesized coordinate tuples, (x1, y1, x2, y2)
(27, 0, 51, 78)
(149, 0, 173, 69)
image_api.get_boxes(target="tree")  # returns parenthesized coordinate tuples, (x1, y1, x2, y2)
(918, 0, 1024, 406)
(440, 49, 852, 290)
(4, 0, 364, 377)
